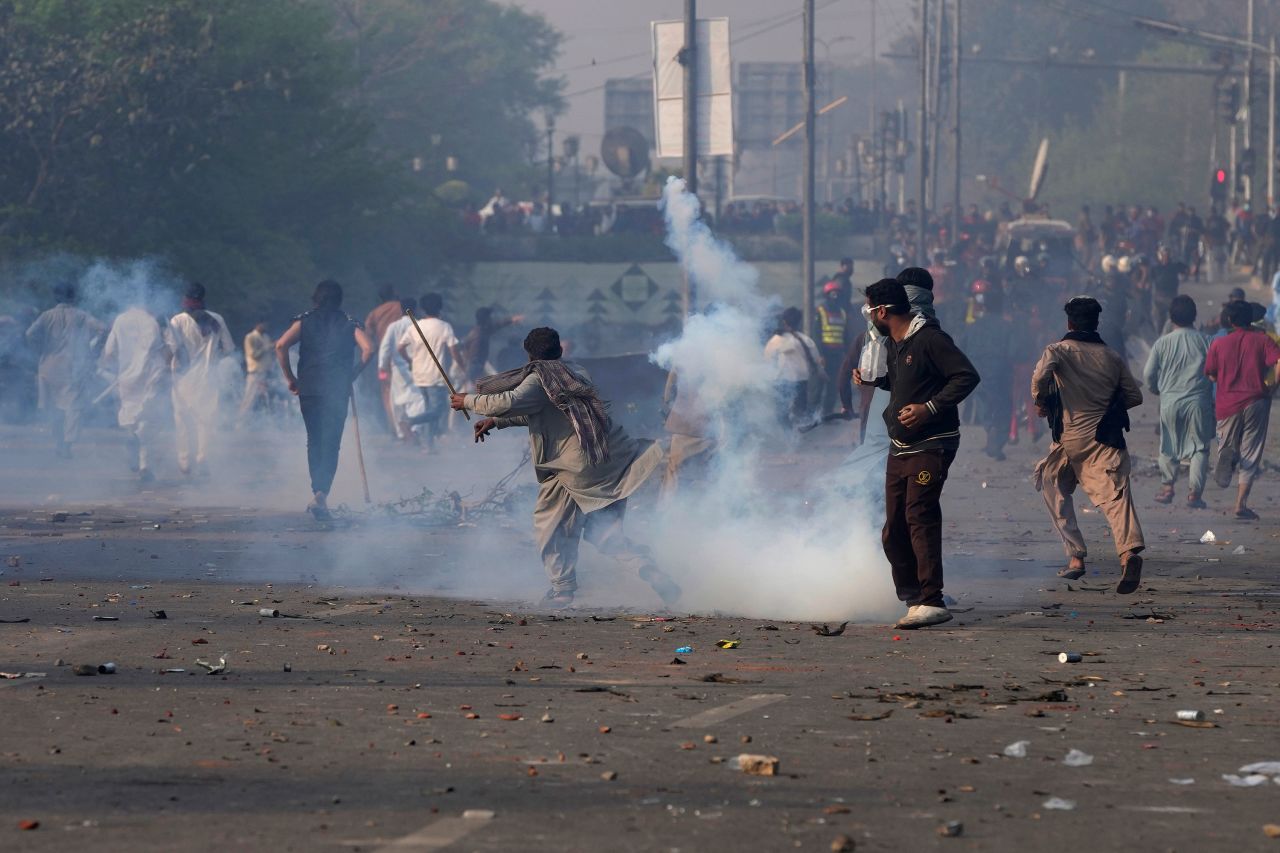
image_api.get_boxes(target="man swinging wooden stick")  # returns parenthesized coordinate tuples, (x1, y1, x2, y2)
(449, 326, 682, 610)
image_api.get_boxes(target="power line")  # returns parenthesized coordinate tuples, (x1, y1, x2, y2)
(559, 4, 827, 78)
(561, 0, 846, 100)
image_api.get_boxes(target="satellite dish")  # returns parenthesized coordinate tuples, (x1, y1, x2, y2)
(601, 126, 650, 179)
(1028, 137, 1050, 202)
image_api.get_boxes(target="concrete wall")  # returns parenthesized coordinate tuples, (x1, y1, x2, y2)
(441, 258, 853, 358)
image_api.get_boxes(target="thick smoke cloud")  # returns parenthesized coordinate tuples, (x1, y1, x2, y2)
(650, 177, 899, 622)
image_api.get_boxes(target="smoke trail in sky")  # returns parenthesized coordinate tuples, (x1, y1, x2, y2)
(650, 177, 898, 622)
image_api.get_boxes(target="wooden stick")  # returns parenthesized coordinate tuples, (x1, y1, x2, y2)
(404, 308, 469, 420)
(349, 389, 372, 504)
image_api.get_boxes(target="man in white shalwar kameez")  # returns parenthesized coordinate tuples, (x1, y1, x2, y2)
(102, 303, 170, 482)
(166, 283, 233, 476)
(376, 302, 426, 441)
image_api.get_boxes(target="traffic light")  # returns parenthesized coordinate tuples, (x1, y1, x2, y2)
(1217, 79, 1241, 123)
(1211, 167, 1228, 202)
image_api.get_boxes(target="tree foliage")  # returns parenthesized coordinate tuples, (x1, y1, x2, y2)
(1041, 45, 1216, 213)
(329, 0, 564, 195)
(0, 0, 563, 328)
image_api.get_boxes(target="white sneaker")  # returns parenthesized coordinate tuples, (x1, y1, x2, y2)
(893, 605, 919, 628)
(895, 605, 953, 629)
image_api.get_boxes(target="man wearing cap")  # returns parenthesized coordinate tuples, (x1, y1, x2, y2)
(1205, 299, 1280, 520)
(1033, 296, 1145, 593)
(828, 257, 854, 312)
(854, 278, 980, 629)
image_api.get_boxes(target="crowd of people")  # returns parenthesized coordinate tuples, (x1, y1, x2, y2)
(5, 279, 527, 510)
(776, 197, 1280, 476)
(461, 189, 662, 238)
(752, 258, 1275, 627)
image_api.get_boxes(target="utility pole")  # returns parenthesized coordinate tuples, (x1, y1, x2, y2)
(1230, 123, 1238, 201)
(870, 0, 878, 130)
(682, 0, 698, 198)
(1270, 35, 1276, 208)
(929, 0, 944, 214)
(802, 0, 817, 334)
(916, 0, 929, 265)
(950, 0, 961, 244)
(681, 0, 698, 315)
(545, 117, 555, 207)
(1243, 0, 1254, 205)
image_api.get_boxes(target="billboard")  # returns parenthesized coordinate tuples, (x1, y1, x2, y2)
(651, 17, 733, 159)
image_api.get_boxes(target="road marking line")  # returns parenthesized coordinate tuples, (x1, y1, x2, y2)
(374, 814, 492, 851)
(670, 693, 788, 729)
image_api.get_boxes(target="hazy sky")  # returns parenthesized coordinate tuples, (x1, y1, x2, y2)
(515, 0, 917, 148)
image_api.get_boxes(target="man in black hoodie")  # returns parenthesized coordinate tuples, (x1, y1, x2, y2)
(855, 278, 981, 629)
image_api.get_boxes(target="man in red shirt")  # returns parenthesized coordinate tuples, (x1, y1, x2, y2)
(1205, 300, 1280, 519)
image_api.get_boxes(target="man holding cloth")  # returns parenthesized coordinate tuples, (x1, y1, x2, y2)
(855, 278, 980, 629)
(450, 327, 681, 610)
(1205, 299, 1280, 519)
(1033, 297, 1145, 593)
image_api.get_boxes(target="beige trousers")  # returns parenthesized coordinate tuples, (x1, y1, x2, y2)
(533, 483, 656, 593)
(1036, 441, 1145, 560)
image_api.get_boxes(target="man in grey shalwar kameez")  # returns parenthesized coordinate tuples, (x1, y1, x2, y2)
(1142, 295, 1214, 508)
(24, 283, 106, 457)
(451, 327, 681, 609)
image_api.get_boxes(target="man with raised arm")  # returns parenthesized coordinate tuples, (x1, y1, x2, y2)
(450, 327, 681, 610)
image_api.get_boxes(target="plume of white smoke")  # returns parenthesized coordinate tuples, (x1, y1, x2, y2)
(650, 177, 899, 622)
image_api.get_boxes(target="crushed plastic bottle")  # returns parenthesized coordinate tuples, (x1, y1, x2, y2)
(1003, 740, 1030, 758)
(1222, 774, 1269, 787)
(1063, 749, 1094, 767)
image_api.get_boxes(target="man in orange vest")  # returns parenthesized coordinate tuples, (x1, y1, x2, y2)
(815, 280, 852, 414)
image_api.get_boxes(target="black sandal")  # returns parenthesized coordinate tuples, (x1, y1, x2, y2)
(1057, 565, 1086, 580)
(1116, 554, 1142, 595)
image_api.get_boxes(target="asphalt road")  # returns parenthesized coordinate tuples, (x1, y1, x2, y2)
(2, 272, 1278, 851)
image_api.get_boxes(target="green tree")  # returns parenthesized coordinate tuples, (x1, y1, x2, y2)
(1036, 45, 1216, 213)
(328, 0, 564, 200)
(0, 0, 569, 331)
